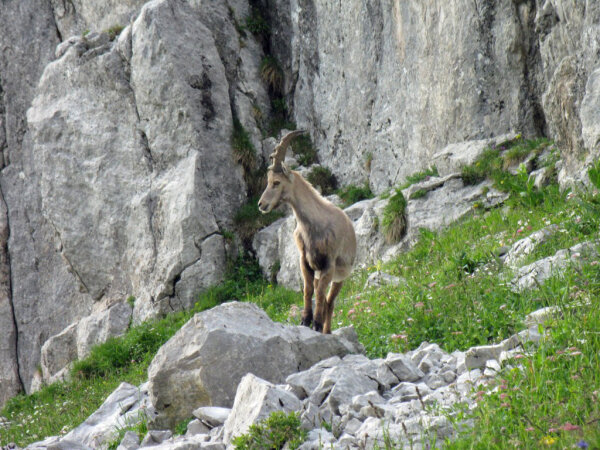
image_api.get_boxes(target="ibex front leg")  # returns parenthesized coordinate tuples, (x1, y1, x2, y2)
(300, 254, 314, 327)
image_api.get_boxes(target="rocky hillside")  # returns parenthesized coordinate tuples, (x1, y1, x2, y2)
(0, 0, 599, 409)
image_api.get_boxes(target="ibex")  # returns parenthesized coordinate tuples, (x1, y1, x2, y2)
(258, 131, 357, 334)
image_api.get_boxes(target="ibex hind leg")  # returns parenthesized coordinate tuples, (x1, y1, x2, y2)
(300, 255, 315, 327)
(323, 281, 343, 334)
(313, 271, 333, 333)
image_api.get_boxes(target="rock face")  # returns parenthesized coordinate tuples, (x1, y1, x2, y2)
(0, 0, 266, 398)
(276, 0, 600, 193)
(146, 302, 363, 429)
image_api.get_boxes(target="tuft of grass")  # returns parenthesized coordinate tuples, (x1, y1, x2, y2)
(337, 183, 374, 207)
(400, 166, 439, 189)
(462, 137, 551, 187)
(105, 24, 124, 41)
(381, 188, 407, 244)
(232, 411, 306, 450)
(408, 188, 428, 200)
(260, 56, 284, 95)
(106, 411, 148, 449)
(306, 166, 337, 196)
(461, 148, 503, 185)
(232, 118, 256, 170)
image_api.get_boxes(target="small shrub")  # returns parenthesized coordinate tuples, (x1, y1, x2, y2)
(381, 188, 407, 243)
(260, 56, 284, 94)
(232, 411, 306, 450)
(290, 134, 318, 167)
(232, 119, 256, 170)
(126, 295, 135, 308)
(266, 99, 295, 137)
(234, 196, 284, 243)
(306, 166, 337, 196)
(337, 183, 374, 207)
(269, 260, 281, 285)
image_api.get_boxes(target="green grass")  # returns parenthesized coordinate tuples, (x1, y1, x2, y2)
(462, 137, 551, 187)
(400, 166, 439, 189)
(447, 264, 600, 449)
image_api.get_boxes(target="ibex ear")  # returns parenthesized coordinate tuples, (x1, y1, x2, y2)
(281, 163, 292, 179)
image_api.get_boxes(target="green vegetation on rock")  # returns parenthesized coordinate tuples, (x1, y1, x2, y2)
(381, 188, 407, 243)
(337, 183, 374, 207)
(232, 411, 306, 450)
(306, 166, 337, 196)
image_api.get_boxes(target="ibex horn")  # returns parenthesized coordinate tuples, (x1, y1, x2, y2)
(269, 130, 307, 171)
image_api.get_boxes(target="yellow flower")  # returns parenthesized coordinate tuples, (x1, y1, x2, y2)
(539, 436, 556, 446)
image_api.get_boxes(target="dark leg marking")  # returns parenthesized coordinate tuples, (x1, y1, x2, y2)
(301, 310, 313, 327)
(313, 320, 323, 333)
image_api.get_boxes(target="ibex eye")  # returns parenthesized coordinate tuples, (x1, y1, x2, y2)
(273, 181, 280, 186)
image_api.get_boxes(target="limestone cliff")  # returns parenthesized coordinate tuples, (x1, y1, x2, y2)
(0, 0, 598, 405)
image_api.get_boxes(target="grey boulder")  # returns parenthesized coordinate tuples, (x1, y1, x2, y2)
(147, 302, 363, 428)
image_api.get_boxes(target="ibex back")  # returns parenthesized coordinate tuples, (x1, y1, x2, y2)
(258, 131, 357, 333)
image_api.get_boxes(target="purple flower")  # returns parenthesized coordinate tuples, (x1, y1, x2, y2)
(577, 440, 589, 449)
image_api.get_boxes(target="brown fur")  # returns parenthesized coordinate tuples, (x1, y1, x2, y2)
(258, 133, 356, 334)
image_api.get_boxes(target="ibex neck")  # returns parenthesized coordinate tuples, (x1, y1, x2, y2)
(287, 172, 328, 226)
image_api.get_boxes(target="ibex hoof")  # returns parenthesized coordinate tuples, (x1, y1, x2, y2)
(301, 311, 313, 327)
(313, 321, 323, 333)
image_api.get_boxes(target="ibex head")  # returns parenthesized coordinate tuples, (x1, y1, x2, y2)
(258, 130, 306, 214)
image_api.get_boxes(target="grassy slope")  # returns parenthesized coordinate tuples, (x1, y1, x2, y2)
(2, 140, 600, 449)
